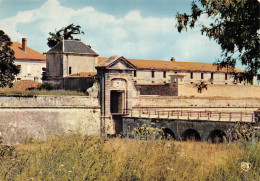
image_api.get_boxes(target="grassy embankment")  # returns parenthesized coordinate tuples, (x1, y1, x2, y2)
(0, 80, 85, 96)
(0, 134, 259, 181)
(0, 89, 85, 96)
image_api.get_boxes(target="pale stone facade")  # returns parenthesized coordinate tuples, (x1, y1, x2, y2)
(132, 70, 238, 85)
(14, 60, 45, 82)
(46, 40, 98, 80)
(97, 56, 136, 134)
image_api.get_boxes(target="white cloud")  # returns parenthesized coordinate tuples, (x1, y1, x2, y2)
(0, 0, 222, 62)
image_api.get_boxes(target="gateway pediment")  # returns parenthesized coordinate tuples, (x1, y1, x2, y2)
(96, 55, 136, 70)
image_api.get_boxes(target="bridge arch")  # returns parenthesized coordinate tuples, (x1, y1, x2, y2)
(208, 129, 226, 143)
(162, 128, 175, 140)
(182, 129, 201, 141)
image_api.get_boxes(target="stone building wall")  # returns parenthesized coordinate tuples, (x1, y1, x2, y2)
(14, 60, 46, 83)
(133, 70, 242, 85)
(67, 55, 98, 75)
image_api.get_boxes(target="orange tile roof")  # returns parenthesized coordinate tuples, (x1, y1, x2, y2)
(11, 42, 46, 61)
(98, 57, 242, 73)
(98, 57, 107, 64)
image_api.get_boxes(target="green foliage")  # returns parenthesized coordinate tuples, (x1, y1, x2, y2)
(38, 81, 61, 90)
(195, 81, 208, 93)
(176, 0, 260, 83)
(0, 30, 19, 88)
(47, 23, 85, 48)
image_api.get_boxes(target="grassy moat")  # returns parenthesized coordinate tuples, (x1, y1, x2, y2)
(0, 134, 259, 181)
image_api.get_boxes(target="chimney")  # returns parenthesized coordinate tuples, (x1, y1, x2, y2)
(22, 38, 27, 52)
(171, 57, 175, 62)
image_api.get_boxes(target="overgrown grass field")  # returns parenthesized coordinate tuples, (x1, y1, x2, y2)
(0, 134, 259, 180)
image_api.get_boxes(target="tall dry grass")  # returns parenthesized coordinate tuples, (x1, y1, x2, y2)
(0, 134, 259, 180)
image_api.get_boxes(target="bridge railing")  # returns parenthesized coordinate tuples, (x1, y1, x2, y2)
(122, 108, 255, 123)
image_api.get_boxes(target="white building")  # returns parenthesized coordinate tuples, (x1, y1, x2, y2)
(12, 38, 46, 82)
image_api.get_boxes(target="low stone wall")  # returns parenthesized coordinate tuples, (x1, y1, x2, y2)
(132, 96, 260, 109)
(178, 84, 260, 98)
(0, 96, 101, 145)
(0, 95, 99, 107)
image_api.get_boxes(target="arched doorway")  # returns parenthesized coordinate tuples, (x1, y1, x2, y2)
(208, 130, 226, 143)
(182, 129, 201, 141)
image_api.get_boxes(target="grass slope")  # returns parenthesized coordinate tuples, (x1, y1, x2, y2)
(0, 134, 259, 181)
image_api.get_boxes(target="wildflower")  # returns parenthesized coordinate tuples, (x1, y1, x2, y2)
(60, 164, 64, 167)
(167, 167, 174, 171)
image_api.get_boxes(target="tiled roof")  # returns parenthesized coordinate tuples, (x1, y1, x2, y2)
(98, 57, 242, 73)
(47, 40, 98, 55)
(98, 57, 107, 64)
(11, 42, 46, 61)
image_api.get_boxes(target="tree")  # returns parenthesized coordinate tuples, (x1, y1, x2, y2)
(47, 24, 85, 48)
(176, 0, 259, 84)
(0, 30, 19, 88)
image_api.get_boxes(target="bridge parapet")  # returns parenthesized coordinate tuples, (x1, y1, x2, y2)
(123, 108, 255, 123)
(255, 110, 260, 125)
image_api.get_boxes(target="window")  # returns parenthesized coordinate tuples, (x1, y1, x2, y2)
(225, 73, 228, 80)
(134, 70, 137, 77)
(190, 72, 193, 79)
(201, 73, 204, 79)
(211, 72, 214, 80)
(151, 71, 154, 78)
(17, 65, 21, 72)
(69, 67, 72, 75)
(163, 71, 166, 78)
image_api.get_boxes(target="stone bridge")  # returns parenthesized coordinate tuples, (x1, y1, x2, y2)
(118, 108, 259, 142)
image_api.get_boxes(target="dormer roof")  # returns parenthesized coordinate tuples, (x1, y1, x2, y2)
(47, 40, 98, 56)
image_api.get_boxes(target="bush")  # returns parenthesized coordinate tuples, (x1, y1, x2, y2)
(38, 82, 61, 90)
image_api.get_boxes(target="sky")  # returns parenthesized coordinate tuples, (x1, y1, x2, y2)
(0, 0, 241, 68)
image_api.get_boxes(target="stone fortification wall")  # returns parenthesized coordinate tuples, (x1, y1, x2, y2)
(0, 96, 100, 145)
(133, 96, 260, 109)
(178, 84, 260, 98)
(0, 95, 99, 107)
